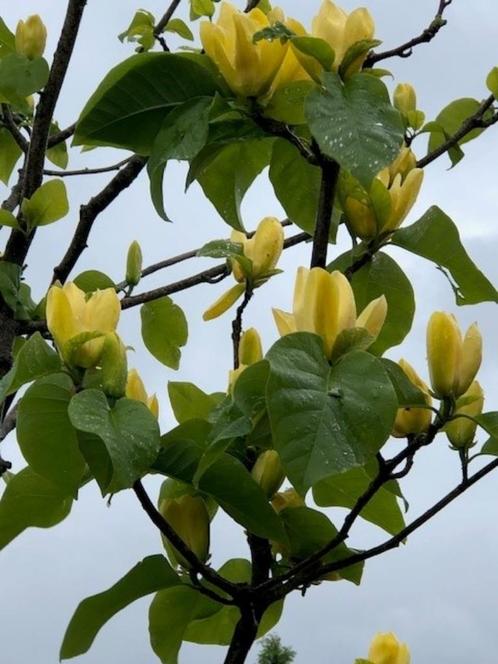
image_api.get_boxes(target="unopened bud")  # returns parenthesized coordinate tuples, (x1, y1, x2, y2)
(426, 312, 462, 397)
(252, 450, 285, 499)
(101, 333, 128, 398)
(159, 495, 210, 569)
(272, 488, 305, 513)
(126, 240, 142, 287)
(446, 381, 484, 449)
(16, 15, 47, 60)
(239, 328, 263, 366)
(394, 83, 417, 116)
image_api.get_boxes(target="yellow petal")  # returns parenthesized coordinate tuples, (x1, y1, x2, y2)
(356, 295, 387, 340)
(426, 312, 462, 397)
(126, 369, 148, 403)
(312, 0, 347, 62)
(84, 288, 120, 333)
(368, 632, 411, 664)
(147, 394, 160, 419)
(251, 216, 284, 277)
(446, 380, 484, 448)
(292, 267, 309, 316)
(46, 285, 81, 350)
(392, 359, 432, 438)
(272, 308, 297, 336)
(62, 282, 86, 327)
(457, 323, 482, 396)
(344, 196, 377, 240)
(343, 7, 375, 52)
(203, 283, 245, 321)
(394, 83, 417, 115)
(385, 169, 424, 232)
(239, 327, 263, 365)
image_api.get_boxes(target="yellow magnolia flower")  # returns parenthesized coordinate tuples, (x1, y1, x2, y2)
(339, 147, 424, 241)
(46, 282, 121, 368)
(273, 267, 387, 359)
(15, 15, 47, 60)
(200, 3, 290, 98)
(393, 83, 425, 131)
(229, 327, 264, 390)
(203, 218, 284, 321)
(392, 359, 432, 437)
(446, 380, 484, 448)
(159, 495, 210, 569)
(126, 369, 159, 418)
(251, 450, 285, 499)
(426, 313, 482, 398)
(312, 0, 375, 73)
(368, 632, 411, 664)
(272, 488, 305, 513)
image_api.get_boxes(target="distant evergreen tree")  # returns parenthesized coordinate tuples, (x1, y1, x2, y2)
(257, 634, 296, 664)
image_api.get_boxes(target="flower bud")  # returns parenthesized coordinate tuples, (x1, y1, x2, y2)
(101, 333, 128, 399)
(393, 83, 417, 116)
(239, 327, 263, 366)
(272, 488, 305, 513)
(426, 312, 462, 397)
(126, 369, 159, 418)
(446, 381, 484, 448)
(252, 450, 285, 499)
(126, 240, 142, 287)
(159, 495, 210, 569)
(15, 15, 47, 60)
(249, 217, 284, 280)
(356, 295, 388, 341)
(368, 632, 411, 664)
(392, 359, 432, 437)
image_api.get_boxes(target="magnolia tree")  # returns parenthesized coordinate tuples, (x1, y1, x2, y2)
(1, 1, 498, 663)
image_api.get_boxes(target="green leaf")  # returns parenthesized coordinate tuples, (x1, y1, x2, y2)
(68, 390, 161, 494)
(74, 53, 222, 154)
(168, 382, 221, 424)
(475, 412, 498, 454)
(329, 251, 415, 354)
(263, 80, 315, 125)
(291, 36, 334, 71)
(17, 374, 86, 494)
(0, 53, 49, 106)
(164, 19, 194, 41)
(187, 139, 273, 231)
(60, 555, 180, 660)
(190, 0, 215, 19)
(266, 333, 397, 494)
(280, 506, 363, 584)
(46, 123, 69, 169)
(314, 464, 405, 536)
(0, 467, 72, 550)
(0, 208, 18, 228)
(155, 435, 286, 542)
(305, 72, 404, 187)
(427, 98, 486, 165)
(269, 139, 321, 235)
(0, 127, 22, 184)
(0, 332, 61, 403)
(148, 97, 212, 221)
(118, 9, 155, 51)
(381, 359, 427, 407)
(141, 297, 188, 369)
(21, 179, 69, 228)
(73, 270, 116, 293)
(0, 17, 15, 58)
(0, 261, 35, 319)
(338, 39, 381, 80)
(486, 67, 498, 97)
(392, 206, 498, 305)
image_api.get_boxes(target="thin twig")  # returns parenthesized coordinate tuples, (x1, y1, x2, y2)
(4, 0, 88, 266)
(133, 479, 239, 596)
(52, 155, 146, 283)
(365, 0, 453, 67)
(47, 122, 77, 148)
(232, 286, 253, 369)
(43, 157, 131, 178)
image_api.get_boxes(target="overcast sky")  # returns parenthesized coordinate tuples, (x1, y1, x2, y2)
(2, 1, 498, 663)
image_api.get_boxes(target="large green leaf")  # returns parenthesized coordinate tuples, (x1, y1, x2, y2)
(60, 555, 180, 660)
(141, 297, 188, 369)
(427, 98, 485, 166)
(148, 97, 212, 221)
(17, 374, 86, 495)
(74, 53, 222, 153)
(0, 332, 61, 403)
(0, 467, 72, 550)
(313, 464, 405, 536)
(392, 206, 498, 305)
(305, 72, 404, 186)
(187, 139, 273, 231)
(68, 390, 161, 494)
(280, 506, 363, 584)
(269, 139, 321, 235)
(266, 333, 397, 494)
(329, 251, 415, 354)
(0, 127, 22, 184)
(0, 17, 15, 58)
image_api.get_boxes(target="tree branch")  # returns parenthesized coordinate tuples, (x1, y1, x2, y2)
(43, 157, 131, 178)
(365, 0, 453, 67)
(4, 0, 88, 267)
(223, 607, 262, 664)
(310, 159, 340, 268)
(232, 286, 253, 369)
(47, 122, 77, 148)
(1, 104, 28, 152)
(52, 155, 146, 283)
(133, 479, 240, 596)
(417, 94, 497, 168)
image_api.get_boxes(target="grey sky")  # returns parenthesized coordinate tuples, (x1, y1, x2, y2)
(1, 1, 498, 663)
